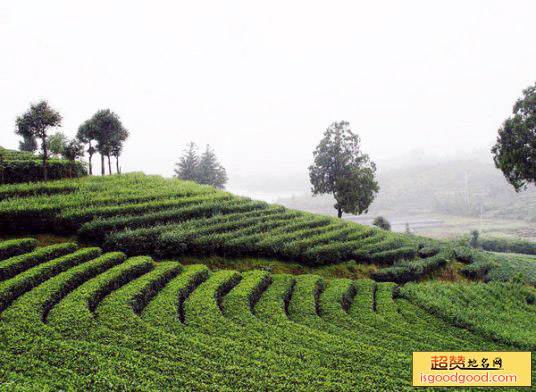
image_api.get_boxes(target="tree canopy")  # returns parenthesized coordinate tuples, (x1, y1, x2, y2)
(48, 132, 68, 157)
(15, 100, 62, 181)
(198, 145, 228, 189)
(77, 119, 98, 175)
(373, 216, 391, 231)
(78, 109, 128, 175)
(308, 121, 379, 218)
(62, 138, 85, 177)
(175, 142, 199, 181)
(492, 82, 536, 192)
(174, 143, 228, 189)
(18, 135, 37, 153)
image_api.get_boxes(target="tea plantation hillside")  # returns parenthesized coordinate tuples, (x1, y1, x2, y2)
(0, 238, 535, 390)
(0, 173, 470, 282)
(0, 147, 86, 184)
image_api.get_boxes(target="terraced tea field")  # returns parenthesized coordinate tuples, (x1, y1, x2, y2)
(0, 173, 458, 282)
(0, 238, 535, 390)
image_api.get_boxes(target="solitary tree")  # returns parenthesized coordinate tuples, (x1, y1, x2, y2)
(309, 121, 379, 218)
(469, 229, 480, 249)
(174, 142, 200, 181)
(77, 119, 98, 175)
(18, 135, 38, 153)
(373, 216, 391, 231)
(492, 82, 536, 191)
(15, 100, 62, 181)
(62, 138, 85, 177)
(197, 144, 228, 189)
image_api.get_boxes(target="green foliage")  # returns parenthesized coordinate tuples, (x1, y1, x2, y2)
(372, 216, 391, 231)
(47, 132, 68, 157)
(0, 148, 87, 184)
(469, 229, 480, 248)
(174, 142, 199, 181)
(0, 242, 77, 281)
(308, 121, 379, 218)
(1, 241, 536, 389)
(0, 238, 37, 260)
(0, 174, 423, 269)
(83, 109, 128, 175)
(492, 82, 536, 191)
(418, 246, 440, 258)
(486, 253, 536, 286)
(15, 100, 62, 181)
(372, 249, 451, 283)
(400, 281, 536, 349)
(18, 134, 38, 153)
(197, 144, 227, 188)
(175, 142, 228, 188)
(77, 118, 99, 175)
(480, 236, 536, 255)
(62, 138, 84, 162)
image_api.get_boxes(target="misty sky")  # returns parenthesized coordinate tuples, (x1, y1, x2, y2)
(1, 0, 535, 190)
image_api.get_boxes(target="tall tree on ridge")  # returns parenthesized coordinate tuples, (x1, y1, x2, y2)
(309, 121, 379, 218)
(197, 144, 228, 189)
(90, 109, 127, 175)
(174, 142, 199, 181)
(492, 81, 536, 191)
(15, 100, 62, 181)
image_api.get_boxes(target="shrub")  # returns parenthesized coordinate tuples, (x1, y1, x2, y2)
(418, 246, 440, 258)
(372, 250, 450, 283)
(469, 230, 480, 249)
(372, 216, 391, 231)
(1, 158, 87, 184)
(453, 246, 474, 263)
(480, 237, 536, 255)
(0, 238, 37, 260)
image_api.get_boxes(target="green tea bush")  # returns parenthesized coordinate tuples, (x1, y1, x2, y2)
(0, 148, 87, 184)
(0, 173, 434, 272)
(481, 236, 536, 255)
(0, 238, 37, 260)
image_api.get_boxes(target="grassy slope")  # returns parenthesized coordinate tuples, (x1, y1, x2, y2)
(0, 240, 534, 390)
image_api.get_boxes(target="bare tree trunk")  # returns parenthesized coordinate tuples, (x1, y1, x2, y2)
(116, 156, 120, 174)
(337, 207, 343, 218)
(88, 141, 93, 175)
(42, 138, 48, 181)
(107, 155, 112, 175)
(101, 153, 105, 176)
(0, 153, 4, 184)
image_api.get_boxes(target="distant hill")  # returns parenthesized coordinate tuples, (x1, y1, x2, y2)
(277, 160, 536, 222)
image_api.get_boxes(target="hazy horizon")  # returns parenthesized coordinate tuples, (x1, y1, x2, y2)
(2, 0, 535, 187)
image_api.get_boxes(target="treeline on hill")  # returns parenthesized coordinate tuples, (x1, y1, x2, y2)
(0, 147, 86, 184)
(12, 100, 129, 182)
(0, 173, 497, 283)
